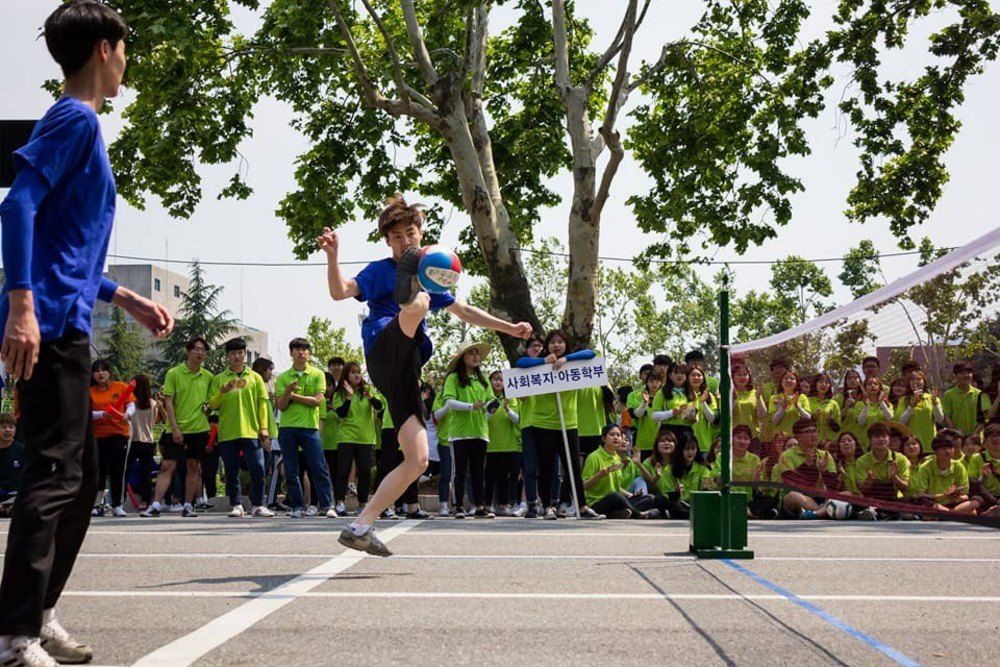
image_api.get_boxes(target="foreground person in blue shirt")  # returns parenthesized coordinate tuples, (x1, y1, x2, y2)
(0, 4, 173, 665)
(317, 194, 532, 556)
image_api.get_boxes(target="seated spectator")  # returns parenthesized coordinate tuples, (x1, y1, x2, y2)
(772, 419, 851, 520)
(834, 432, 861, 495)
(0, 413, 24, 505)
(641, 430, 691, 519)
(911, 435, 979, 515)
(581, 424, 665, 519)
(967, 423, 1000, 517)
(854, 423, 911, 520)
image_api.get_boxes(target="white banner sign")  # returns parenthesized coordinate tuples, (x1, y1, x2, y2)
(501, 357, 608, 398)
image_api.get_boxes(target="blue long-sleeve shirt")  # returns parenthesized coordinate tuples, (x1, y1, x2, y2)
(0, 97, 119, 341)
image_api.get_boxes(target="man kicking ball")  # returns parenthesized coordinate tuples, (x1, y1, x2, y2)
(317, 194, 531, 556)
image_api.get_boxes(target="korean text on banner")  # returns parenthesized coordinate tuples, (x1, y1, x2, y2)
(501, 358, 607, 398)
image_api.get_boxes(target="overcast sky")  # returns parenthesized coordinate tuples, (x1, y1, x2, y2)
(2, 1, 997, 370)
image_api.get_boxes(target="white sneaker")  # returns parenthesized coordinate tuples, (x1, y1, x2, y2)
(111, 506, 127, 517)
(305, 505, 319, 517)
(228, 506, 245, 518)
(335, 502, 346, 515)
(438, 505, 450, 517)
(511, 504, 526, 518)
(325, 507, 340, 518)
(558, 503, 577, 518)
(251, 506, 275, 518)
(288, 508, 303, 518)
(168, 503, 185, 513)
(40, 616, 94, 665)
(1, 636, 59, 667)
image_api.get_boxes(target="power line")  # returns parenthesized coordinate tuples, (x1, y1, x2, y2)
(104, 246, 942, 269)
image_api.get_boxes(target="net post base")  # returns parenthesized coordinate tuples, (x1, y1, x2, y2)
(692, 547, 755, 560)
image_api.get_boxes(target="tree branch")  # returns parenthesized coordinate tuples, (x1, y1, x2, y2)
(593, 125, 625, 220)
(359, 0, 410, 108)
(325, 0, 444, 131)
(552, 0, 571, 92)
(628, 39, 774, 95)
(584, 0, 650, 93)
(399, 0, 439, 87)
(601, 0, 638, 135)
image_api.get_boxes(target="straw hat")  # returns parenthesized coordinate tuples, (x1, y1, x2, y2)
(882, 421, 914, 439)
(447, 342, 492, 374)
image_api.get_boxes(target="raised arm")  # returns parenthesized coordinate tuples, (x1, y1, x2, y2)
(316, 227, 360, 301)
(447, 299, 532, 339)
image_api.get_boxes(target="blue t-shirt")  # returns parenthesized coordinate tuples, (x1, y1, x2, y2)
(0, 97, 118, 341)
(354, 257, 455, 364)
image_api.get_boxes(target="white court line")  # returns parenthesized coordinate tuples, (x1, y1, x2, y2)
(61, 590, 1000, 603)
(130, 521, 419, 667)
(53, 553, 1000, 563)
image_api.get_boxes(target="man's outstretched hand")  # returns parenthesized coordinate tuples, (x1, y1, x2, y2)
(509, 321, 533, 340)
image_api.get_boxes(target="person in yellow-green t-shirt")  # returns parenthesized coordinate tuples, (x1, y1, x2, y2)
(809, 373, 842, 447)
(731, 364, 765, 442)
(275, 338, 333, 518)
(853, 423, 911, 519)
(767, 371, 812, 441)
(331, 360, 381, 516)
(967, 423, 1000, 517)
(485, 370, 522, 516)
(650, 363, 695, 448)
(895, 372, 944, 453)
(773, 418, 850, 520)
(911, 435, 978, 514)
(582, 424, 670, 519)
(208, 338, 272, 518)
(941, 362, 989, 436)
(628, 371, 666, 459)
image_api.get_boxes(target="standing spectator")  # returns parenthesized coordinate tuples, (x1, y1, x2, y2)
(142, 337, 212, 517)
(894, 371, 944, 453)
(431, 388, 453, 516)
(251, 358, 283, 511)
(0, 4, 174, 662)
(517, 335, 545, 517)
(485, 370, 521, 516)
(809, 373, 841, 448)
(767, 371, 812, 442)
(327, 357, 345, 385)
(275, 338, 334, 518)
(441, 343, 493, 519)
(127, 375, 160, 510)
(629, 371, 665, 459)
(89, 360, 134, 517)
(208, 339, 273, 518)
(320, 376, 340, 511)
(331, 362, 379, 517)
(942, 362, 989, 435)
(652, 363, 694, 447)
(861, 356, 889, 395)
(0, 413, 24, 503)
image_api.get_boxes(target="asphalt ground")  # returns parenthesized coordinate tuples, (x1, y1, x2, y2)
(1, 515, 998, 666)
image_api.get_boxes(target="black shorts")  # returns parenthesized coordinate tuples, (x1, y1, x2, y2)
(159, 430, 210, 461)
(366, 318, 425, 433)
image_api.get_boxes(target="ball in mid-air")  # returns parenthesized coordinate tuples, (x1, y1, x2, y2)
(418, 244, 462, 293)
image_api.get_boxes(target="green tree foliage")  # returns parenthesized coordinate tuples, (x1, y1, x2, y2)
(839, 240, 883, 299)
(153, 262, 238, 378)
(305, 317, 364, 371)
(100, 306, 148, 381)
(87, 1, 998, 358)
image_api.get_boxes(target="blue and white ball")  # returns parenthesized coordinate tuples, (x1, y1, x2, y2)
(418, 245, 462, 293)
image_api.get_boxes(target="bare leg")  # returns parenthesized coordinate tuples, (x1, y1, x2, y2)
(398, 293, 430, 337)
(185, 460, 202, 505)
(151, 461, 176, 504)
(355, 415, 429, 526)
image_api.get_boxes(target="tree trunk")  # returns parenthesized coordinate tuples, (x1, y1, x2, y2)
(561, 89, 600, 352)
(440, 106, 542, 363)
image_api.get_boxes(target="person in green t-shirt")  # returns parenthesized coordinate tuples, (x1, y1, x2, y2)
(967, 423, 1000, 517)
(809, 373, 842, 447)
(207, 338, 272, 518)
(774, 418, 851, 520)
(854, 423, 911, 519)
(485, 370, 521, 515)
(431, 388, 454, 516)
(731, 364, 765, 442)
(639, 430, 690, 519)
(275, 337, 334, 518)
(582, 424, 669, 519)
(942, 362, 989, 436)
(835, 431, 862, 495)
(251, 357, 284, 510)
(439, 342, 494, 519)
(513, 330, 604, 520)
(650, 362, 695, 448)
(628, 371, 665, 458)
(911, 435, 978, 514)
(142, 337, 213, 518)
(768, 371, 813, 444)
(517, 335, 546, 518)
(330, 360, 381, 516)
(895, 371, 944, 453)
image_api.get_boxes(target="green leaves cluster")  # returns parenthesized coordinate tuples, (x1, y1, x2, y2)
(304, 316, 364, 372)
(99, 306, 148, 381)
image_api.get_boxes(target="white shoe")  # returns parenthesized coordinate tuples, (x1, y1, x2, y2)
(251, 506, 275, 518)
(228, 506, 245, 518)
(335, 502, 346, 515)
(305, 505, 319, 517)
(40, 616, 94, 665)
(111, 506, 127, 517)
(288, 508, 303, 518)
(1, 636, 59, 667)
(168, 503, 185, 513)
(438, 505, 450, 517)
(325, 507, 340, 518)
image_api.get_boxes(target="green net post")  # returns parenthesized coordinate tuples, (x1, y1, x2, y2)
(691, 281, 753, 559)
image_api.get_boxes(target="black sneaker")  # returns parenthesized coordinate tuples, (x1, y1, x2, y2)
(474, 508, 495, 519)
(393, 248, 422, 305)
(406, 509, 432, 520)
(182, 505, 199, 518)
(338, 527, 393, 557)
(525, 505, 539, 519)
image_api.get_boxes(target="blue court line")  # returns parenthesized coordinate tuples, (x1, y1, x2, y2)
(723, 559, 922, 667)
